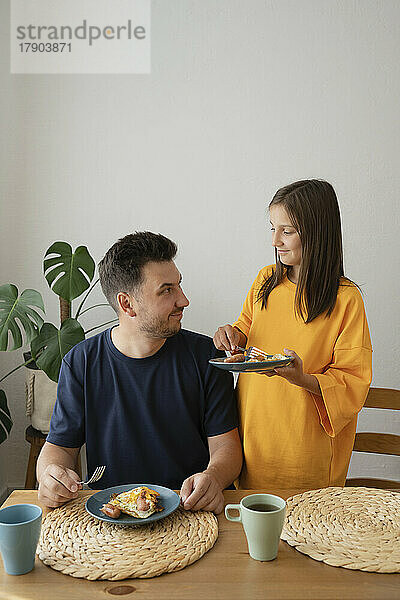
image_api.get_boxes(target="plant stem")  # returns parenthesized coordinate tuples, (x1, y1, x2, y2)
(78, 303, 110, 316)
(75, 279, 100, 319)
(60, 297, 71, 324)
(0, 357, 36, 383)
(84, 319, 118, 335)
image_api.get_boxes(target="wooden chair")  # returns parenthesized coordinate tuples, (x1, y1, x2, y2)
(345, 387, 400, 489)
(25, 425, 82, 489)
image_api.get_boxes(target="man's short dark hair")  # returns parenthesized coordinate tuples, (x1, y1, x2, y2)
(98, 231, 178, 313)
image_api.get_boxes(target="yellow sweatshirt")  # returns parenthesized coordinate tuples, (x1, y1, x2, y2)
(233, 266, 372, 490)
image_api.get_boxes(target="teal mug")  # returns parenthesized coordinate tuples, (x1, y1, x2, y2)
(0, 504, 42, 575)
(225, 493, 286, 561)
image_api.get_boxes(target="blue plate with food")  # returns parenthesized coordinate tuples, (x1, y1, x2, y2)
(85, 484, 180, 525)
(209, 352, 294, 373)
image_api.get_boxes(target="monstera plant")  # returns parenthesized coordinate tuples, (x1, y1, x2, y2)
(0, 242, 116, 443)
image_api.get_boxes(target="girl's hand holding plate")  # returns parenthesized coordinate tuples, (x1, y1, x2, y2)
(253, 349, 303, 385)
(255, 350, 321, 396)
(272, 349, 304, 384)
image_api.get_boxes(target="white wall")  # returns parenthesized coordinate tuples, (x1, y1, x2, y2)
(1, 0, 399, 493)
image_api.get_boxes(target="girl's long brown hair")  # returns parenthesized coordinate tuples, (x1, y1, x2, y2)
(258, 179, 354, 323)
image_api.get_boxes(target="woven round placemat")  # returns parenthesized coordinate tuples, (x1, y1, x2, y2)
(281, 486, 400, 573)
(37, 496, 218, 580)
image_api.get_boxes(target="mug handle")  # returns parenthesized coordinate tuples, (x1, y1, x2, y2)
(225, 504, 242, 522)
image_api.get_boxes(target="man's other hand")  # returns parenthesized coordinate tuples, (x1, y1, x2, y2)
(38, 464, 82, 508)
(179, 471, 224, 514)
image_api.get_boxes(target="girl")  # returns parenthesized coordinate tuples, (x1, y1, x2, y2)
(213, 179, 372, 490)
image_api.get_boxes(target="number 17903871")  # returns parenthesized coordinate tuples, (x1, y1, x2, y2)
(19, 42, 72, 52)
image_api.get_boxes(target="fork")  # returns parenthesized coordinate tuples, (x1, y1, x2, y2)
(78, 465, 106, 485)
(234, 346, 271, 360)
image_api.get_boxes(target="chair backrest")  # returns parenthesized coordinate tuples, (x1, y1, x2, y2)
(345, 387, 400, 489)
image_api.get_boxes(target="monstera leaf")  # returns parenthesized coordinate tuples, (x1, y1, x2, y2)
(31, 319, 85, 382)
(0, 285, 45, 351)
(44, 242, 95, 302)
(0, 390, 13, 443)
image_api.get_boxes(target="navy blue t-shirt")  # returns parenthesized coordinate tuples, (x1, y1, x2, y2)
(47, 328, 238, 489)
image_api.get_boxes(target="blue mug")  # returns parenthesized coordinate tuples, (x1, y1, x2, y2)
(0, 504, 42, 575)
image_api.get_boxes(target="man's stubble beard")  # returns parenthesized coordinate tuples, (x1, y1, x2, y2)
(138, 314, 182, 339)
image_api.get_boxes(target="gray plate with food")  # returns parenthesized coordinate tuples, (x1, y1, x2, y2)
(85, 484, 180, 525)
(209, 355, 294, 372)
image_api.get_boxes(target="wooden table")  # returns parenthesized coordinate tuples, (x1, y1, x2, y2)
(1, 489, 399, 600)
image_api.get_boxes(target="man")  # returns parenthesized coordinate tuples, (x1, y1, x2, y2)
(37, 232, 242, 514)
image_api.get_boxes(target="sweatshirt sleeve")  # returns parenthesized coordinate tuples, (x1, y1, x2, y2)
(233, 268, 269, 337)
(311, 288, 372, 438)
